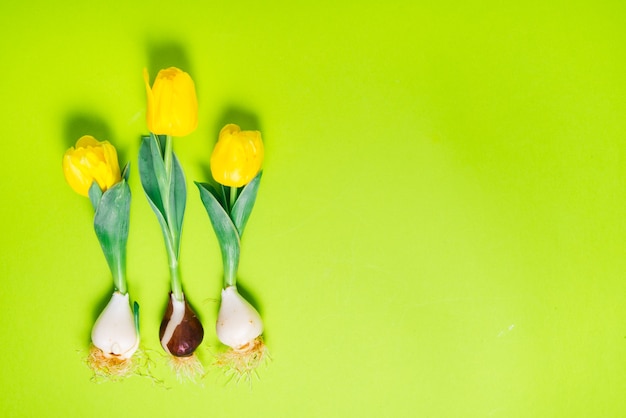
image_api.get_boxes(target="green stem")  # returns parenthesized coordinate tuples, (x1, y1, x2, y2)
(164, 135, 173, 179)
(224, 261, 237, 288)
(227, 186, 240, 287)
(170, 258, 183, 301)
(112, 252, 127, 295)
(229, 185, 238, 210)
(162, 134, 183, 301)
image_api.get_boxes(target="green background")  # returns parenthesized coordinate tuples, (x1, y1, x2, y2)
(1, 1, 625, 416)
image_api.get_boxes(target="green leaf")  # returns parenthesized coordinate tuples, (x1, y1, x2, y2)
(155, 134, 167, 155)
(138, 135, 176, 255)
(198, 181, 222, 206)
(88, 181, 102, 210)
(169, 152, 186, 255)
(218, 183, 228, 209)
(93, 180, 131, 294)
(138, 135, 166, 217)
(196, 182, 240, 287)
(121, 162, 130, 182)
(133, 301, 140, 334)
(231, 171, 262, 237)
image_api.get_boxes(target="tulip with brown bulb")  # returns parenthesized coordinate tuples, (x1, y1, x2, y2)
(63, 136, 143, 380)
(139, 67, 205, 380)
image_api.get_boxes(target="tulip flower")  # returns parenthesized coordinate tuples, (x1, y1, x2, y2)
(144, 67, 198, 137)
(63, 136, 140, 380)
(210, 124, 264, 188)
(63, 135, 121, 197)
(196, 125, 267, 379)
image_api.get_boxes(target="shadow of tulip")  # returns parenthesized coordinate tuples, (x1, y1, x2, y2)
(145, 40, 193, 81)
(63, 113, 129, 167)
(214, 105, 262, 137)
(64, 113, 112, 149)
(233, 280, 264, 317)
(91, 287, 116, 325)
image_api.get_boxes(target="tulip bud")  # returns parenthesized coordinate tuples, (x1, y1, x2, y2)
(210, 124, 264, 187)
(63, 135, 121, 197)
(216, 286, 263, 350)
(91, 292, 139, 360)
(144, 67, 198, 137)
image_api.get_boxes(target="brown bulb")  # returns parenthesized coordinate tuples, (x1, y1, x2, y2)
(159, 292, 204, 357)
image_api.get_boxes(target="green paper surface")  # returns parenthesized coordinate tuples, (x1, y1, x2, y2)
(1, 1, 625, 417)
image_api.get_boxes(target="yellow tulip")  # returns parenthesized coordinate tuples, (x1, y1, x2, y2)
(144, 67, 198, 137)
(210, 124, 264, 187)
(63, 135, 122, 197)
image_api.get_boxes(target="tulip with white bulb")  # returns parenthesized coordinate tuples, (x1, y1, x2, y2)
(64, 137, 142, 379)
(197, 124, 268, 378)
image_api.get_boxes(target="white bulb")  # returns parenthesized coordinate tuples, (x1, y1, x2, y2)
(91, 292, 139, 359)
(216, 286, 263, 349)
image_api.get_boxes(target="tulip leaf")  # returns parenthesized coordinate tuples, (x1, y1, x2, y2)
(138, 135, 176, 255)
(169, 151, 186, 255)
(155, 133, 167, 155)
(231, 171, 262, 237)
(133, 301, 140, 334)
(216, 183, 228, 209)
(138, 135, 166, 217)
(88, 181, 102, 210)
(121, 162, 130, 182)
(196, 182, 240, 287)
(94, 179, 131, 294)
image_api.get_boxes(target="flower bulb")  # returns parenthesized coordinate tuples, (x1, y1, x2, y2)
(159, 293, 204, 357)
(216, 286, 263, 349)
(91, 292, 139, 359)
